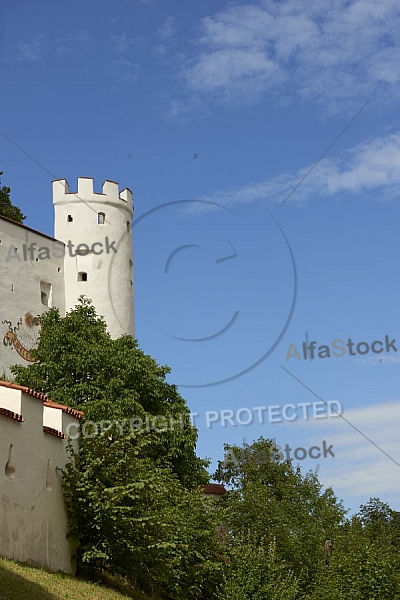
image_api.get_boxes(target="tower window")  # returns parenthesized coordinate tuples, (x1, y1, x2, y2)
(127, 221, 130, 232)
(40, 281, 52, 307)
(98, 212, 105, 225)
(78, 272, 88, 282)
(67, 215, 73, 222)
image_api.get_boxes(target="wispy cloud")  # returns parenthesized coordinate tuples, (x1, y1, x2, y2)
(55, 29, 92, 57)
(105, 57, 140, 83)
(158, 16, 176, 42)
(178, 0, 400, 113)
(110, 33, 132, 54)
(356, 354, 400, 366)
(164, 95, 213, 123)
(288, 401, 400, 502)
(316, 402, 400, 499)
(154, 16, 177, 55)
(15, 36, 43, 61)
(192, 132, 400, 210)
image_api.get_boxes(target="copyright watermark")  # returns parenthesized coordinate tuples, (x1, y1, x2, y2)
(108, 200, 297, 387)
(65, 413, 189, 440)
(5, 237, 117, 262)
(196, 400, 342, 429)
(286, 335, 397, 361)
(66, 400, 343, 439)
(222, 440, 335, 466)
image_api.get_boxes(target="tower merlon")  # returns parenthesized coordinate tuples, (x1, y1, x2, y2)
(52, 179, 69, 202)
(102, 180, 119, 200)
(78, 177, 94, 197)
(53, 178, 133, 207)
(120, 188, 133, 205)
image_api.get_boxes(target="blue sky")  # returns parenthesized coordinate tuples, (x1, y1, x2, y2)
(2, 0, 400, 513)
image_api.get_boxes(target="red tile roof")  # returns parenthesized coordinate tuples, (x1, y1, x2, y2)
(0, 407, 24, 422)
(43, 426, 66, 439)
(203, 483, 227, 495)
(0, 380, 48, 401)
(0, 381, 83, 419)
(44, 401, 83, 420)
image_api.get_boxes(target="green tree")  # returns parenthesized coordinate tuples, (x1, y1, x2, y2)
(12, 298, 226, 597)
(0, 172, 26, 223)
(308, 516, 400, 599)
(63, 425, 227, 598)
(224, 539, 299, 600)
(214, 437, 347, 595)
(12, 297, 207, 487)
(357, 497, 400, 544)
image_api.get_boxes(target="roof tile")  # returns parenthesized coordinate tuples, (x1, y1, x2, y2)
(43, 426, 66, 439)
(44, 401, 83, 420)
(0, 407, 24, 422)
(203, 483, 227, 495)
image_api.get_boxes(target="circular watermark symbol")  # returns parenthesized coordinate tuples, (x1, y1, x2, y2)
(108, 199, 297, 387)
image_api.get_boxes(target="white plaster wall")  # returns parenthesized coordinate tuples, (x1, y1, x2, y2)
(0, 386, 22, 413)
(53, 177, 134, 339)
(43, 404, 62, 431)
(0, 218, 65, 376)
(0, 388, 79, 574)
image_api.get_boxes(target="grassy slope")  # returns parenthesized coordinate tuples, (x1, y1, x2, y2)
(0, 557, 152, 600)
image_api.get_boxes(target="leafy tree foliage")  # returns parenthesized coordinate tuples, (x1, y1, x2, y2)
(13, 298, 227, 597)
(357, 497, 400, 545)
(224, 539, 299, 600)
(12, 297, 207, 488)
(309, 515, 400, 599)
(12, 302, 400, 598)
(62, 425, 227, 599)
(214, 438, 347, 595)
(0, 172, 26, 223)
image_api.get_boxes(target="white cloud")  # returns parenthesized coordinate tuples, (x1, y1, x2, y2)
(356, 354, 400, 366)
(164, 95, 213, 123)
(106, 58, 140, 82)
(158, 16, 176, 42)
(284, 401, 400, 503)
(55, 30, 92, 56)
(316, 403, 400, 499)
(110, 33, 132, 54)
(16, 37, 43, 61)
(192, 132, 400, 210)
(154, 16, 177, 56)
(181, 0, 400, 112)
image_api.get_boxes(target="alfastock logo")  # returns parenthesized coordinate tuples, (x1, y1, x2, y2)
(286, 335, 397, 361)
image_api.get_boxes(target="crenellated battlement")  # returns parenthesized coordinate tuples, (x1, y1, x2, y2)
(52, 177, 133, 206)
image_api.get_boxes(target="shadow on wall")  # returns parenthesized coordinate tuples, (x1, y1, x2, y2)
(0, 561, 58, 600)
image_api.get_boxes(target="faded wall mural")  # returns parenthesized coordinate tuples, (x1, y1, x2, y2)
(2, 312, 41, 363)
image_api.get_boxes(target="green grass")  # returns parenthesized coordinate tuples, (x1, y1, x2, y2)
(0, 557, 153, 600)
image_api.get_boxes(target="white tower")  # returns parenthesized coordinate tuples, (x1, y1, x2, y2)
(52, 177, 134, 338)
